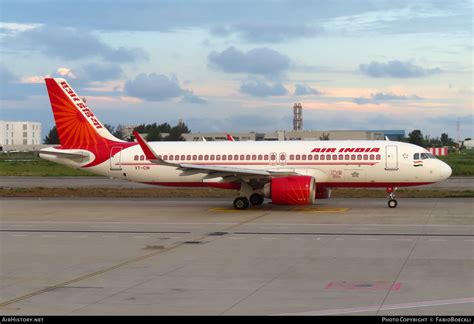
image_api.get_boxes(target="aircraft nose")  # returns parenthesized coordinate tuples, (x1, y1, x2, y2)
(440, 161, 452, 180)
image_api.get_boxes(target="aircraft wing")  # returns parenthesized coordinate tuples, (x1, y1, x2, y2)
(133, 131, 295, 182)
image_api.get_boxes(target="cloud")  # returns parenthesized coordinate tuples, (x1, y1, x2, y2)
(124, 73, 206, 103)
(78, 63, 123, 82)
(359, 60, 442, 78)
(353, 92, 422, 105)
(5, 26, 147, 62)
(0, 65, 43, 100)
(294, 84, 322, 96)
(211, 21, 323, 43)
(181, 91, 207, 104)
(240, 80, 288, 97)
(124, 73, 184, 101)
(208, 46, 290, 77)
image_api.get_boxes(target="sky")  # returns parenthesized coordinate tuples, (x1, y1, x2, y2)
(0, 0, 472, 140)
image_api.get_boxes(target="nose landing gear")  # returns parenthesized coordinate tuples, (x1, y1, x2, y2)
(387, 187, 398, 208)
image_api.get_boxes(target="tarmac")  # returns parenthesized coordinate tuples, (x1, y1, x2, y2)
(0, 197, 473, 315)
(1, 176, 473, 189)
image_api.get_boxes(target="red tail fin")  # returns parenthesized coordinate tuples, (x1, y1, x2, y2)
(44, 78, 135, 167)
(45, 78, 121, 148)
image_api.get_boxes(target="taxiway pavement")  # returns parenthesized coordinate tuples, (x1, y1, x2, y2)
(0, 197, 473, 315)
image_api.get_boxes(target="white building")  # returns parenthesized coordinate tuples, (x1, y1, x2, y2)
(0, 121, 42, 150)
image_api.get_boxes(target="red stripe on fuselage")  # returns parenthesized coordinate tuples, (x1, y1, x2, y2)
(140, 181, 434, 189)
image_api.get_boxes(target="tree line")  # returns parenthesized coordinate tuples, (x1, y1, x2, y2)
(43, 121, 191, 144)
(406, 130, 456, 148)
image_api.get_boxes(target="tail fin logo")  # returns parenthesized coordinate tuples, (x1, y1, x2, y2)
(45, 78, 136, 167)
(59, 81, 103, 130)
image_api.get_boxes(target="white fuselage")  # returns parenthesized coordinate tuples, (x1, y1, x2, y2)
(40, 140, 452, 188)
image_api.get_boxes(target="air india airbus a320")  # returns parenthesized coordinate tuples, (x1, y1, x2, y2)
(39, 78, 452, 209)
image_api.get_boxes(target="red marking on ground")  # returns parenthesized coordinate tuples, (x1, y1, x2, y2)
(325, 281, 402, 291)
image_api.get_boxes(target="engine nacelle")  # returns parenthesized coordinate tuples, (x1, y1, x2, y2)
(263, 176, 316, 205)
(315, 187, 332, 199)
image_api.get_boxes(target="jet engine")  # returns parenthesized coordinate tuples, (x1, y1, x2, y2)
(263, 176, 316, 205)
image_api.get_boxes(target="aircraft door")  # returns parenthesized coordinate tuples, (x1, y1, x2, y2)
(110, 147, 122, 170)
(385, 145, 399, 170)
(269, 152, 277, 166)
(278, 152, 287, 166)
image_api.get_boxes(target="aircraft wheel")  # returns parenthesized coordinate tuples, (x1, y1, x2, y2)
(233, 197, 250, 210)
(249, 193, 264, 205)
(388, 199, 398, 208)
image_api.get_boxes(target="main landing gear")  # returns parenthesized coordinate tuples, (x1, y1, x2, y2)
(233, 193, 264, 210)
(387, 187, 398, 208)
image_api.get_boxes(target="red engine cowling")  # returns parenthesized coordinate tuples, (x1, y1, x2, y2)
(264, 176, 316, 205)
(315, 187, 332, 199)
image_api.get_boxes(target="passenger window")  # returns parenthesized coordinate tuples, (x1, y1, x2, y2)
(339, 154, 343, 160)
(326, 154, 331, 160)
(333, 154, 337, 160)
(210, 155, 215, 160)
(252, 155, 256, 160)
(414, 153, 419, 160)
(140, 155, 145, 161)
(258, 155, 262, 160)
(376, 154, 381, 160)
(169, 155, 174, 161)
(314, 155, 318, 160)
(370, 154, 374, 160)
(181, 155, 185, 160)
(134, 155, 139, 161)
(363, 154, 368, 160)
(163, 155, 168, 160)
(308, 155, 312, 160)
(240, 155, 244, 160)
(216, 155, 221, 160)
(296, 154, 300, 160)
(351, 155, 356, 160)
(187, 155, 191, 160)
(192, 155, 197, 160)
(204, 155, 209, 160)
(302, 155, 306, 160)
(198, 155, 203, 160)
(264, 154, 269, 160)
(246, 154, 251, 160)
(175, 155, 179, 160)
(357, 155, 362, 160)
(233, 155, 238, 160)
(345, 154, 350, 160)
(320, 155, 325, 160)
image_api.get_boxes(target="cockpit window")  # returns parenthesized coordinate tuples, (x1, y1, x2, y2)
(415, 152, 436, 160)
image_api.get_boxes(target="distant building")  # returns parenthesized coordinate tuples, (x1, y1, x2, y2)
(183, 130, 385, 141)
(117, 125, 137, 140)
(369, 130, 406, 141)
(0, 121, 42, 151)
(463, 139, 474, 149)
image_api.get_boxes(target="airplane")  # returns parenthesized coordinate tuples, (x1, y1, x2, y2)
(39, 78, 452, 209)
